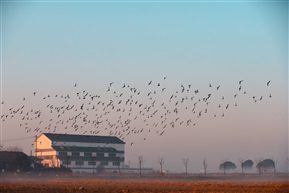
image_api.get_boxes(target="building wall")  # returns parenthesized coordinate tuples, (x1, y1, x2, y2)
(57, 151, 125, 172)
(35, 134, 125, 172)
(35, 134, 53, 155)
(60, 160, 123, 170)
(35, 134, 60, 167)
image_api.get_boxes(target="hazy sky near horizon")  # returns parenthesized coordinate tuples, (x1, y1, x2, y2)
(0, 0, 288, 173)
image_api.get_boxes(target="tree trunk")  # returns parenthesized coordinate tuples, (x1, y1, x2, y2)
(139, 165, 142, 176)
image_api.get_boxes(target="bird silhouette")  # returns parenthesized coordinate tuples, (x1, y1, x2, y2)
(1, 78, 274, 146)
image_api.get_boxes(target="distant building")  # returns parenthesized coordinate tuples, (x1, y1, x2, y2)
(34, 133, 125, 173)
(0, 151, 32, 172)
(28, 156, 43, 170)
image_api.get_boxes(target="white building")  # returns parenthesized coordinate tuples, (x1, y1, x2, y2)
(34, 133, 125, 173)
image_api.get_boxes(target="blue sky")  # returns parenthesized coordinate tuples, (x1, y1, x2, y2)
(1, 1, 288, 172)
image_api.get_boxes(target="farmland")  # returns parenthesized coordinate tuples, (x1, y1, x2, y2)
(0, 173, 288, 193)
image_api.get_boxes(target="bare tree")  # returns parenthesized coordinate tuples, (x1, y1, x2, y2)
(239, 158, 245, 174)
(115, 156, 121, 174)
(182, 158, 189, 175)
(137, 155, 144, 176)
(91, 155, 96, 174)
(203, 159, 208, 175)
(287, 157, 289, 173)
(66, 155, 70, 169)
(2, 145, 23, 152)
(157, 156, 165, 176)
(272, 158, 277, 174)
(255, 158, 263, 174)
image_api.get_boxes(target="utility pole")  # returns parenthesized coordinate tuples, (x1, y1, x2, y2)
(91, 156, 95, 174)
(66, 155, 69, 169)
(35, 135, 37, 157)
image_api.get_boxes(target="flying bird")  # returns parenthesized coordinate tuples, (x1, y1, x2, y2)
(2, 77, 274, 147)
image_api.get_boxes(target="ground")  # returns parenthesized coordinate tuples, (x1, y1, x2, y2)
(0, 173, 288, 193)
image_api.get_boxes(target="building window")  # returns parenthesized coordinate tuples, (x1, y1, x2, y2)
(84, 152, 92, 157)
(112, 162, 120, 166)
(97, 153, 104, 157)
(59, 152, 67, 156)
(72, 152, 80, 157)
(43, 155, 53, 159)
(75, 161, 84, 165)
(108, 153, 116, 158)
(62, 161, 71, 165)
(88, 161, 96, 166)
(101, 161, 108, 166)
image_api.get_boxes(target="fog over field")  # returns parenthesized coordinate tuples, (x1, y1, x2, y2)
(0, 0, 288, 174)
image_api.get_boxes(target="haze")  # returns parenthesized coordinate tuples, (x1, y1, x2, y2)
(0, 1, 288, 173)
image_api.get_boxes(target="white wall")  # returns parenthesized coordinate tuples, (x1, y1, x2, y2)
(35, 134, 60, 167)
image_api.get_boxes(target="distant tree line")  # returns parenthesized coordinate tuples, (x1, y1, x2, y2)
(0, 145, 23, 152)
(217, 158, 276, 174)
(136, 155, 278, 175)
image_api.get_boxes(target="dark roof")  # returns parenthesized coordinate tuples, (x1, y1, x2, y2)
(43, 133, 125, 144)
(52, 146, 121, 153)
(0, 151, 28, 162)
(28, 156, 43, 162)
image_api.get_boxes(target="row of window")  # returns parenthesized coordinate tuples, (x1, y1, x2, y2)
(59, 152, 119, 158)
(61, 161, 120, 166)
(41, 155, 53, 159)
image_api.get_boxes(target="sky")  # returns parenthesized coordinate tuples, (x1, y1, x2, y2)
(0, 0, 288, 173)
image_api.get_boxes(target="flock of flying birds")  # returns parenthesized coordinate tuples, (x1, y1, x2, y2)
(1, 78, 272, 146)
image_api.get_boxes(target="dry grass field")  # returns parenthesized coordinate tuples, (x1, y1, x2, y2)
(0, 173, 288, 193)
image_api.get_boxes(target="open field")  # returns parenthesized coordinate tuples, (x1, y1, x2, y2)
(0, 173, 288, 193)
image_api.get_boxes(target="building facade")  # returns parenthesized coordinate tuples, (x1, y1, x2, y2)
(34, 133, 125, 173)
